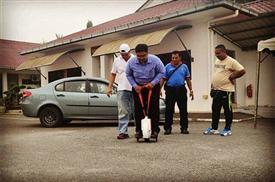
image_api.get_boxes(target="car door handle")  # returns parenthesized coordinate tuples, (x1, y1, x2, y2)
(56, 94, 65, 97)
(90, 95, 99, 98)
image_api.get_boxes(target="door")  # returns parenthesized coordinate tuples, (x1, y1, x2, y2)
(88, 80, 118, 119)
(54, 80, 89, 117)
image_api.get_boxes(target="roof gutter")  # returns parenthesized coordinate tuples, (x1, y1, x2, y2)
(20, 0, 258, 55)
(210, 9, 239, 24)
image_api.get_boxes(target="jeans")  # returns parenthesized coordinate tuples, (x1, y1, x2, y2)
(117, 90, 134, 134)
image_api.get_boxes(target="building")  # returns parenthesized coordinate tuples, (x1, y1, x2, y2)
(0, 39, 40, 99)
(17, 0, 275, 115)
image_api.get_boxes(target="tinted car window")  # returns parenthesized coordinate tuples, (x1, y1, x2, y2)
(64, 81, 86, 93)
(55, 82, 64, 91)
(89, 81, 111, 94)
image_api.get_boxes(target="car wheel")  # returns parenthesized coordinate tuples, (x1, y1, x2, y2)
(39, 106, 62, 128)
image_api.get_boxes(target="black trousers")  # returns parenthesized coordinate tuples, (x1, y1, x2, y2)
(132, 84, 160, 133)
(164, 86, 188, 131)
(211, 90, 233, 130)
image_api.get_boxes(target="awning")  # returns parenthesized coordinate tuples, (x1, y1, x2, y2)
(258, 37, 275, 52)
(92, 25, 191, 56)
(209, 12, 275, 50)
(16, 51, 68, 71)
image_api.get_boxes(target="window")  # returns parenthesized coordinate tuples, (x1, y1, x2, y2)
(55, 82, 64, 91)
(64, 81, 86, 93)
(48, 67, 82, 83)
(157, 50, 192, 76)
(97, 82, 109, 94)
(89, 81, 116, 94)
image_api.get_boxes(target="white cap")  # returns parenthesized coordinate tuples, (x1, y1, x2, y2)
(119, 43, 130, 53)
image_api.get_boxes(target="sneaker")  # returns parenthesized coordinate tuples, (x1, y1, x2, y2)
(203, 128, 219, 135)
(220, 129, 232, 136)
(117, 133, 129, 139)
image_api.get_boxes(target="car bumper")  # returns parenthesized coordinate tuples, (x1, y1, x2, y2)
(21, 103, 37, 117)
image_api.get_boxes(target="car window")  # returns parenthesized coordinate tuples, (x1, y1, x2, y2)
(64, 81, 86, 93)
(55, 82, 64, 91)
(97, 82, 108, 94)
(112, 86, 117, 94)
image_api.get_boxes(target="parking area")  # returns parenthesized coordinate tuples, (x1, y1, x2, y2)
(0, 115, 274, 182)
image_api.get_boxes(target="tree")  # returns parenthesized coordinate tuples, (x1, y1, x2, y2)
(86, 20, 93, 29)
(55, 33, 63, 39)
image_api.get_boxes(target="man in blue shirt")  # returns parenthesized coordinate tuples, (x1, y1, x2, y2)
(126, 44, 165, 139)
(160, 51, 194, 135)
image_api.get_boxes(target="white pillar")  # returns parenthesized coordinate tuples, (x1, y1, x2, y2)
(2, 72, 8, 97)
(100, 55, 106, 78)
(105, 55, 114, 79)
(92, 56, 100, 77)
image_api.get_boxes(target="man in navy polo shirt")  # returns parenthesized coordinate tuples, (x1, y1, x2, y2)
(161, 50, 194, 135)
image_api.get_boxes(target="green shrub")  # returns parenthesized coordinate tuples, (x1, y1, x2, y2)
(3, 84, 26, 109)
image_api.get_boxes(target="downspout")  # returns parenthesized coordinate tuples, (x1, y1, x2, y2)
(209, 10, 239, 24)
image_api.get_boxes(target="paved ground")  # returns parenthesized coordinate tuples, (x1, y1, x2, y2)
(0, 115, 274, 182)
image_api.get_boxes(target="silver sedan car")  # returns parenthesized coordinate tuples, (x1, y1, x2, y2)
(21, 77, 165, 127)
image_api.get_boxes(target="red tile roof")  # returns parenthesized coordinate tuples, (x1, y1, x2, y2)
(57, 0, 208, 42)
(0, 39, 39, 69)
(24, 0, 209, 53)
(23, 0, 275, 54)
(243, 0, 275, 14)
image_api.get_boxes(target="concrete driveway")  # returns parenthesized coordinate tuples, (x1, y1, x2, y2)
(0, 115, 274, 182)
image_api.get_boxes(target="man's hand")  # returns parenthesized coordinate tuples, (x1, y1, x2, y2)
(106, 87, 112, 97)
(189, 90, 194, 100)
(144, 83, 154, 90)
(135, 85, 143, 94)
(228, 75, 235, 84)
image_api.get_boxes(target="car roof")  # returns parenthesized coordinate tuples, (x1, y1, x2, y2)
(49, 76, 109, 86)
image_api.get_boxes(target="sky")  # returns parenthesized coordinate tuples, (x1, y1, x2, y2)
(0, 0, 146, 43)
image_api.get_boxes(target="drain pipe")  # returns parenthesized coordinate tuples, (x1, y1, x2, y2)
(210, 10, 239, 24)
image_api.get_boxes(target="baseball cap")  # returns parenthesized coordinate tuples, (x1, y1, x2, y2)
(119, 43, 130, 53)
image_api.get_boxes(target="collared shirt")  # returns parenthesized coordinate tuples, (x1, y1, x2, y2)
(126, 54, 165, 87)
(212, 56, 244, 92)
(164, 63, 190, 87)
(111, 54, 134, 91)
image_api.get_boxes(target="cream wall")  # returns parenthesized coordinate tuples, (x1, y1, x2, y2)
(214, 33, 275, 108)
(151, 21, 212, 112)
(38, 20, 274, 113)
(41, 47, 93, 86)
(40, 46, 114, 86)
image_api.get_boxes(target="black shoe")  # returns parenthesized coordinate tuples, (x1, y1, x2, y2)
(135, 131, 142, 139)
(117, 133, 129, 139)
(151, 131, 158, 138)
(181, 129, 189, 134)
(164, 129, 171, 135)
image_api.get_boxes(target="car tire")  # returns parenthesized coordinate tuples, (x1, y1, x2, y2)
(39, 106, 62, 128)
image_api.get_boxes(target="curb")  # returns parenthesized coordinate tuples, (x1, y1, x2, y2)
(174, 117, 254, 122)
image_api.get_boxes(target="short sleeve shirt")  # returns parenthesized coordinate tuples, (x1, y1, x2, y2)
(111, 54, 134, 91)
(212, 56, 244, 92)
(164, 63, 190, 87)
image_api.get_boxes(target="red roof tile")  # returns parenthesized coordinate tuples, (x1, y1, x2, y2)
(243, 0, 275, 14)
(0, 39, 39, 69)
(34, 0, 209, 50)
(24, 0, 275, 54)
